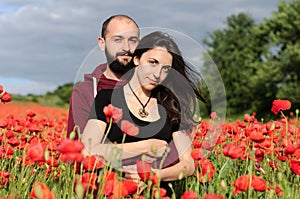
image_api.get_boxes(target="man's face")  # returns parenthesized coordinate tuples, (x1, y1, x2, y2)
(103, 18, 139, 74)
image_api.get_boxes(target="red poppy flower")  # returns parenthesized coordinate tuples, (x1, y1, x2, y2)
(56, 139, 84, 153)
(122, 178, 138, 195)
(26, 110, 36, 118)
(223, 143, 244, 159)
(275, 184, 283, 196)
(0, 170, 10, 188)
(244, 114, 255, 122)
(0, 85, 3, 94)
(102, 171, 116, 196)
(271, 99, 291, 115)
(1, 92, 11, 103)
(191, 148, 205, 160)
(180, 191, 199, 199)
(103, 104, 123, 123)
(195, 158, 216, 183)
(290, 159, 300, 175)
(60, 152, 83, 164)
(82, 155, 104, 171)
(203, 193, 225, 199)
(209, 112, 218, 120)
(121, 120, 139, 136)
(136, 159, 159, 186)
(251, 175, 267, 192)
(26, 142, 45, 162)
(285, 144, 297, 155)
(0, 120, 8, 128)
(234, 175, 250, 195)
(254, 148, 265, 162)
(80, 172, 98, 191)
(29, 182, 55, 199)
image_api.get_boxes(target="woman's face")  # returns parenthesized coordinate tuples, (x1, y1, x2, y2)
(134, 47, 173, 91)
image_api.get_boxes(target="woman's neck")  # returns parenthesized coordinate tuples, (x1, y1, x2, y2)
(128, 72, 151, 98)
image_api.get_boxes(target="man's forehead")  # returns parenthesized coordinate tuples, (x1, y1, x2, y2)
(106, 18, 139, 38)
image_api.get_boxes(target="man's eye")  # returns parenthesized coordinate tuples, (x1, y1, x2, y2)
(129, 38, 139, 44)
(114, 38, 122, 43)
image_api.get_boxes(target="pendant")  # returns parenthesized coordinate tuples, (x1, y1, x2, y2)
(138, 108, 149, 118)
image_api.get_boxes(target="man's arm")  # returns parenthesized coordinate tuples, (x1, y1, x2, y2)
(67, 82, 94, 139)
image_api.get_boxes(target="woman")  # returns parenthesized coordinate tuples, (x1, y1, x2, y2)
(82, 31, 205, 195)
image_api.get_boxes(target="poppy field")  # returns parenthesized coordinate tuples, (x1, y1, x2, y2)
(0, 84, 300, 199)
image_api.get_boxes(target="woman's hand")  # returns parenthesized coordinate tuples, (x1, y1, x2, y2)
(143, 139, 168, 158)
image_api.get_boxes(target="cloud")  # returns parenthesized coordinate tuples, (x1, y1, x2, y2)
(0, 0, 280, 95)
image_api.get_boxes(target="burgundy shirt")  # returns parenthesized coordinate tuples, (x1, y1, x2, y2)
(67, 64, 127, 139)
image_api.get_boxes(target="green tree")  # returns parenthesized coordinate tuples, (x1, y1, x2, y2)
(203, 13, 265, 116)
(53, 82, 74, 105)
(252, 0, 300, 114)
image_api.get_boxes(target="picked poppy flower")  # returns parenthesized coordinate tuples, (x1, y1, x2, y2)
(136, 159, 158, 184)
(271, 99, 291, 115)
(209, 112, 218, 120)
(121, 120, 139, 136)
(290, 159, 300, 176)
(180, 190, 199, 199)
(103, 104, 123, 123)
(29, 182, 56, 199)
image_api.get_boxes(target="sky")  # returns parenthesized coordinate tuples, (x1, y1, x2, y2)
(0, 0, 281, 95)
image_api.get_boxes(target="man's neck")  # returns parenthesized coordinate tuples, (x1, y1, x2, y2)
(103, 65, 122, 81)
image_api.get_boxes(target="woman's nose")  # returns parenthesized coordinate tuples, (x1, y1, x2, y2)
(153, 66, 162, 80)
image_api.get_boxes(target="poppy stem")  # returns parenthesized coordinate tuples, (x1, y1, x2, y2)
(101, 117, 113, 144)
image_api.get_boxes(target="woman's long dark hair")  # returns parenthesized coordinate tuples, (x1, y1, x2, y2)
(132, 31, 205, 130)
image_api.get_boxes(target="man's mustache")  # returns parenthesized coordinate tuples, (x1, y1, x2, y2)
(116, 51, 133, 57)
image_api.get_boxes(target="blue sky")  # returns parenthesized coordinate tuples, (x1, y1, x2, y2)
(0, 0, 281, 95)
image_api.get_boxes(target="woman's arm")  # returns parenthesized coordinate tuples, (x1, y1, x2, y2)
(81, 119, 168, 161)
(154, 131, 195, 181)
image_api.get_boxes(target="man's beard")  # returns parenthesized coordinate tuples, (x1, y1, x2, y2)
(105, 49, 134, 74)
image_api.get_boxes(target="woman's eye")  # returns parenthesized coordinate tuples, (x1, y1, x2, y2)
(161, 66, 171, 73)
(149, 60, 157, 65)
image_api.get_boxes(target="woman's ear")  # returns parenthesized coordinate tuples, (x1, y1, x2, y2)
(133, 56, 140, 66)
(98, 37, 105, 51)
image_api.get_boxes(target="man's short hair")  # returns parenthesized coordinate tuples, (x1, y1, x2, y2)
(101, 14, 139, 39)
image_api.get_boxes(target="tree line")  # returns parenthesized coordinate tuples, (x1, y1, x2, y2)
(201, 0, 300, 119)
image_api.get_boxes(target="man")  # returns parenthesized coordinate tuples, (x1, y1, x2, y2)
(67, 15, 140, 139)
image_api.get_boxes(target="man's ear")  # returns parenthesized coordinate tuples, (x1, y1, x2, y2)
(133, 56, 140, 66)
(98, 37, 105, 51)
